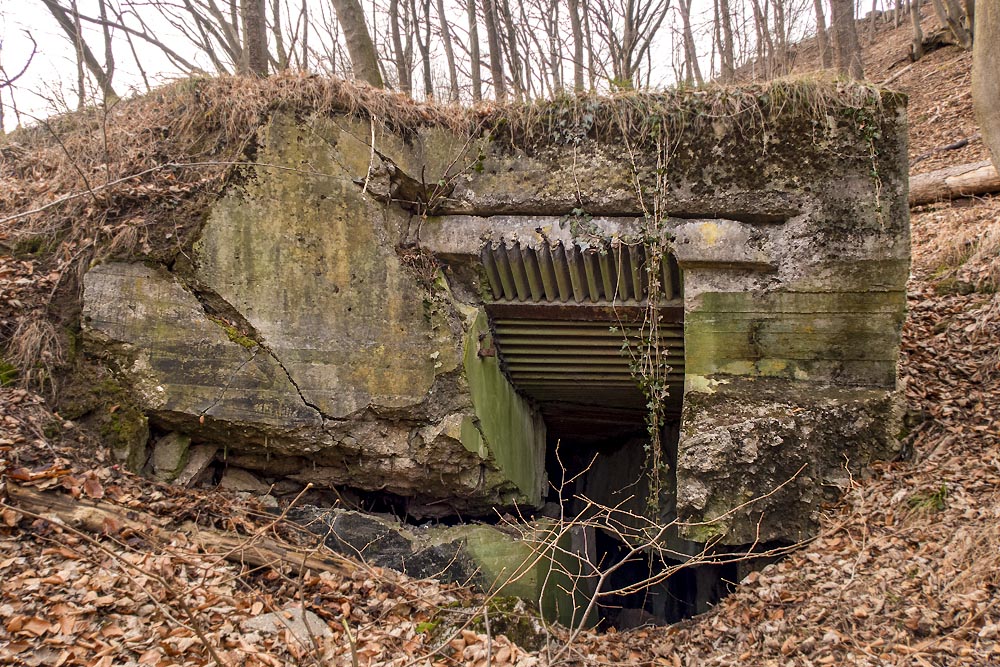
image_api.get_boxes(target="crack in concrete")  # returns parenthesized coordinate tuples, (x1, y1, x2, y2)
(256, 342, 333, 423)
(198, 346, 261, 418)
(175, 272, 333, 424)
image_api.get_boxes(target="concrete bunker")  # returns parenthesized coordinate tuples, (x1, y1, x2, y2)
(78, 83, 910, 628)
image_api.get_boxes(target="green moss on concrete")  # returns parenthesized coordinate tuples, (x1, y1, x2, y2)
(684, 290, 906, 388)
(0, 360, 17, 386)
(467, 597, 546, 650)
(462, 311, 546, 505)
(195, 114, 461, 419)
(432, 597, 548, 652)
(208, 316, 257, 349)
(59, 368, 150, 471)
(460, 523, 595, 629)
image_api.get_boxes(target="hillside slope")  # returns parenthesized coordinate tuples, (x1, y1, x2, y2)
(2, 12, 999, 667)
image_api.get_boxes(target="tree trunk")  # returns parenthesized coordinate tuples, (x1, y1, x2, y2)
(301, 0, 309, 70)
(467, 0, 482, 101)
(750, 0, 774, 77)
(582, 0, 596, 90)
(973, 0, 999, 169)
(272, 0, 287, 69)
(716, 0, 736, 82)
(97, 0, 116, 100)
(911, 0, 925, 59)
(389, 0, 410, 94)
(909, 160, 1000, 206)
(70, 0, 86, 109)
(869, 0, 879, 44)
(932, 0, 973, 48)
(437, 0, 460, 101)
(680, 0, 703, 85)
(241, 0, 268, 75)
(830, 0, 864, 79)
(330, 0, 384, 87)
(568, 0, 585, 91)
(814, 0, 833, 68)
(498, 0, 524, 100)
(772, 0, 788, 74)
(547, 0, 561, 93)
(482, 0, 506, 99)
(410, 0, 432, 97)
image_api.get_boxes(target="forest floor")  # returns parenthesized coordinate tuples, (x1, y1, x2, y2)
(2, 10, 999, 667)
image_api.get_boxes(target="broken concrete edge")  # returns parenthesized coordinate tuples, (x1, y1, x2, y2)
(675, 378, 905, 545)
(289, 506, 595, 629)
(80, 261, 542, 515)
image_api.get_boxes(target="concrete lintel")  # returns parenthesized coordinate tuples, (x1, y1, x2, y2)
(671, 219, 777, 272)
(418, 214, 644, 257)
(420, 214, 770, 260)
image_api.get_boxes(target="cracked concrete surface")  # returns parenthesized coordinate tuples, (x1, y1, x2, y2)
(80, 89, 910, 538)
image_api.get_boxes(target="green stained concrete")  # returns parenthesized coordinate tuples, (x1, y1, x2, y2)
(462, 310, 546, 505)
(196, 114, 460, 419)
(83, 263, 321, 433)
(684, 290, 906, 388)
(462, 523, 594, 628)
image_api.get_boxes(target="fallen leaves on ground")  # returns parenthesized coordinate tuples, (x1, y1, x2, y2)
(3, 13, 1000, 667)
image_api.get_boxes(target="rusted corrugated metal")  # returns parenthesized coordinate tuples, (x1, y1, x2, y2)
(492, 317, 684, 420)
(480, 239, 682, 304)
(479, 237, 684, 437)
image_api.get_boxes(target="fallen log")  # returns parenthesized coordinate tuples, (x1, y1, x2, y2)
(910, 133, 980, 167)
(3, 482, 356, 576)
(909, 160, 1000, 206)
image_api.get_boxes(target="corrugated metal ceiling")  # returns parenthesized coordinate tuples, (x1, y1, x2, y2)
(479, 237, 684, 441)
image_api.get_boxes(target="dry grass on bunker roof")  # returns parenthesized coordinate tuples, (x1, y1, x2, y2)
(2, 72, 896, 184)
(487, 74, 898, 147)
(0, 73, 898, 257)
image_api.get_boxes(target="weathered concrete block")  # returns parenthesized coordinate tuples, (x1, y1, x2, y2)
(676, 378, 903, 544)
(81, 117, 547, 517)
(292, 507, 594, 628)
(80, 82, 910, 550)
(151, 432, 191, 482)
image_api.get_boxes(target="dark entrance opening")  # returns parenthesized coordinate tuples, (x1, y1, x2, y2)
(538, 420, 761, 630)
(482, 237, 771, 629)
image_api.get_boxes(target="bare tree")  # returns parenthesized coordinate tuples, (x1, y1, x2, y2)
(437, 0, 460, 100)
(813, 0, 832, 68)
(973, 0, 998, 168)
(911, 0, 925, 60)
(241, 0, 268, 74)
(331, 0, 384, 86)
(0, 32, 37, 135)
(388, 0, 411, 93)
(567, 0, 586, 91)
(715, 0, 736, 82)
(410, 0, 432, 97)
(678, 0, 703, 84)
(498, 0, 525, 99)
(482, 0, 507, 99)
(590, 0, 673, 89)
(70, 0, 87, 108)
(467, 0, 483, 100)
(830, 0, 864, 78)
(97, 0, 116, 99)
(748, 0, 775, 77)
(931, 0, 973, 49)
